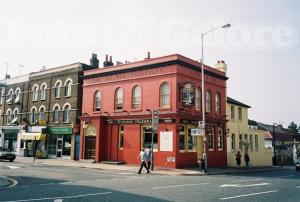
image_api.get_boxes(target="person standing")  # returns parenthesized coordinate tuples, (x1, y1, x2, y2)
(244, 152, 250, 169)
(146, 145, 152, 170)
(235, 151, 242, 168)
(137, 148, 150, 174)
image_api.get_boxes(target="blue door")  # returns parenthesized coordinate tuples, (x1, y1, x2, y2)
(74, 134, 80, 160)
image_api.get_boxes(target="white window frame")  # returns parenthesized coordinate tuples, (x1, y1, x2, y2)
(159, 82, 170, 108)
(39, 105, 46, 121)
(195, 87, 201, 111)
(40, 83, 47, 100)
(6, 108, 12, 124)
(52, 104, 60, 123)
(32, 85, 39, 101)
(215, 93, 221, 113)
(217, 127, 223, 151)
(54, 80, 62, 98)
(64, 79, 72, 97)
(62, 103, 71, 123)
(14, 88, 21, 103)
(115, 87, 123, 110)
(30, 107, 37, 124)
(94, 91, 101, 111)
(132, 85, 141, 109)
(205, 90, 211, 113)
(208, 127, 214, 151)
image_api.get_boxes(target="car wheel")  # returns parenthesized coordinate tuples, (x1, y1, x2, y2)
(9, 159, 14, 162)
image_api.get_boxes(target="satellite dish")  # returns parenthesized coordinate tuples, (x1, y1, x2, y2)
(11, 117, 18, 124)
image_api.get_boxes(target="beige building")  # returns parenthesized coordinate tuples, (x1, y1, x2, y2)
(226, 97, 272, 167)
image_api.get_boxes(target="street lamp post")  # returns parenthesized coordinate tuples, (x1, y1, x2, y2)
(201, 23, 231, 173)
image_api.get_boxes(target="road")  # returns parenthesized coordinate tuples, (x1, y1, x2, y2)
(0, 161, 300, 202)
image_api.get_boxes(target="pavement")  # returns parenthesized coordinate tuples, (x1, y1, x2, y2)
(12, 157, 286, 176)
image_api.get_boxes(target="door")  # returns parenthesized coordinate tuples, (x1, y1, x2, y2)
(84, 136, 96, 159)
(74, 134, 80, 160)
(56, 137, 63, 158)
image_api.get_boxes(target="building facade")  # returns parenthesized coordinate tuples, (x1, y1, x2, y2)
(81, 54, 228, 168)
(226, 97, 273, 167)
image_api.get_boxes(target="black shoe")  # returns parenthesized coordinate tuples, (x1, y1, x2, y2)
(137, 172, 141, 174)
(147, 171, 150, 174)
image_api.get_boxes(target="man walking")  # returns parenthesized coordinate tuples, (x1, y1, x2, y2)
(146, 145, 152, 170)
(138, 148, 150, 174)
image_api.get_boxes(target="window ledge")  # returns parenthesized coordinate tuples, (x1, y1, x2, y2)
(130, 109, 142, 112)
(188, 150, 197, 153)
(62, 121, 70, 124)
(40, 99, 46, 101)
(92, 111, 101, 114)
(55, 97, 61, 99)
(179, 150, 186, 153)
(208, 149, 214, 151)
(64, 96, 71, 98)
(113, 110, 125, 113)
(158, 107, 171, 111)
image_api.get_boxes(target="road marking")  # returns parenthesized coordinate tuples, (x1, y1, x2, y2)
(219, 183, 270, 188)
(276, 175, 293, 178)
(152, 183, 209, 190)
(296, 186, 300, 188)
(232, 178, 263, 182)
(0, 176, 18, 188)
(31, 167, 65, 172)
(220, 190, 278, 200)
(7, 165, 20, 169)
(3, 192, 113, 202)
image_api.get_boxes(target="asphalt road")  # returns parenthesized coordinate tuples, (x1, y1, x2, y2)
(0, 161, 300, 202)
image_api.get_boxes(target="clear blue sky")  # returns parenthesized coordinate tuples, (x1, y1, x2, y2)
(0, 0, 299, 127)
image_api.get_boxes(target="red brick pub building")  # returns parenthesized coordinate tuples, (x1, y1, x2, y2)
(80, 54, 228, 168)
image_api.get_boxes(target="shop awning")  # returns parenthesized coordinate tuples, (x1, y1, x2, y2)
(20, 132, 46, 141)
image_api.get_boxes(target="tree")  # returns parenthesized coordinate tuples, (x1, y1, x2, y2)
(288, 122, 299, 133)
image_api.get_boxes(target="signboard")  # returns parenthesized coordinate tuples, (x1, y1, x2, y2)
(191, 128, 205, 136)
(160, 131, 173, 151)
(181, 83, 194, 107)
(106, 118, 175, 124)
(29, 126, 46, 133)
(49, 127, 72, 135)
(85, 125, 96, 136)
(152, 109, 159, 132)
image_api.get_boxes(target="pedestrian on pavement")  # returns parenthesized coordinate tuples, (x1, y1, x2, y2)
(244, 152, 250, 169)
(145, 145, 152, 170)
(235, 151, 242, 168)
(137, 148, 150, 174)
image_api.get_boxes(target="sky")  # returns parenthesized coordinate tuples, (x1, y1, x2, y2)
(0, 0, 299, 127)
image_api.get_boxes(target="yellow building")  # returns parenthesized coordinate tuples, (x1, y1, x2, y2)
(226, 97, 272, 167)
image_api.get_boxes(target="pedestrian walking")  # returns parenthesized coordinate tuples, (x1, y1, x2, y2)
(145, 145, 152, 170)
(244, 152, 250, 169)
(137, 148, 150, 174)
(235, 151, 242, 168)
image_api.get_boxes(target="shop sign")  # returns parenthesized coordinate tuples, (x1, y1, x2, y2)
(181, 83, 194, 107)
(180, 119, 198, 125)
(166, 157, 176, 162)
(85, 125, 96, 136)
(160, 131, 173, 151)
(49, 127, 72, 135)
(191, 128, 205, 136)
(3, 129, 19, 134)
(107, 119, 175, 125)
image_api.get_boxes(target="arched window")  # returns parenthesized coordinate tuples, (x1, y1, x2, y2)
(14, 88, 21, 103)
(6, 89, 13, 103)
(94, 91, 101, 111)
(205, 90, 211, 113)
(39, 106, 46, 121)
(215, 92, 221, 113)
(54, 80, 62, 98)
(132, 85, 141, 109)
(31, 107, 37, 124)
(12, 108, 18, 124)
(63, 104, 70, 122)
(160, 82, 170, 108)
(0, 88, 4, 104)
(115, 87, 123, 110)
(195, 87, 201, 111)
(53, 105, 60, 123)
(6, 109, 12, 124)
(64, 79, 72, 97)
(32, 85, 38, 101)
(40, 83, 47, 100)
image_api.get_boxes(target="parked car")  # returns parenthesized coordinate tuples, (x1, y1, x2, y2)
(296, 157, 300, 172)
(0, 147, 16, 162)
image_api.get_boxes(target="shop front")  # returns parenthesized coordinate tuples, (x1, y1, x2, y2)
(47, 127, 72, 159)
(20, 131, 47, 158)
(2, 128, 19, 152)
(83, 124, 96, 160)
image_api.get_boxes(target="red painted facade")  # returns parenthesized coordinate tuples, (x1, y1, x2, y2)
(80, 54, 227, 168)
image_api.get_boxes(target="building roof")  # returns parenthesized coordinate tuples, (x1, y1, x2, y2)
(227, 97, 251, 108)
(257, 122, 297, 141)
(248, 119, 257, 126)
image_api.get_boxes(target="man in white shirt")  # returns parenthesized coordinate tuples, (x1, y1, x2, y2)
(137, 148, 150, 174)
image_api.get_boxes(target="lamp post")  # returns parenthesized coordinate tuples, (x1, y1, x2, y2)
(201, 23, 231, 173)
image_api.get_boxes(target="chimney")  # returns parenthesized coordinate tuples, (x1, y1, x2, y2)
(90, 53, 99, 68)
(145, 51, 151, 60)
(5, 74, 10, 79)
(103, 55, 109, 67)
(215, 60, 227, 74)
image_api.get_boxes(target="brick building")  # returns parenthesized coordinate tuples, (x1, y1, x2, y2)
(81, 54, 228, 168)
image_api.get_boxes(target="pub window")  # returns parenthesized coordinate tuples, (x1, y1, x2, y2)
(215, 92, 221, 113)
(195, 87, 201, 111)
(179, 125, 185, 151)
(159, 82, 170, 108)
(187, 128, 196, 151)
(142, 126, 157, 151)
(132, 85, 141, 109)
(94, 90, 101, 111)
(208, 127, 214, 150)
(115, 87, 123, 110)
(119, 125, 124, 149)
(231, 134, 236, 151)
(205, 90, 211, 113)
(217, 127, 223, 150)
(231, 105, 235, 119)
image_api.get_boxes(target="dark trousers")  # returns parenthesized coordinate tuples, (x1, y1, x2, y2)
(147, 160, 151, 170)
(138, 161, 149, 174)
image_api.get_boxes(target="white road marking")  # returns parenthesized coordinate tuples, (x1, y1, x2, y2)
(3, 192, 112, 202)
(0, 176, 18, 188)
(7, 166, 20, 169)
(220, 190, 278, 200)
(152, 183, 209, 190)
(31, 167, 65, 172)
(232, 178, 263, 182)
(276, 175, 293, 178)
(296, 186, 300, 188)
(219, 183, 270, 188)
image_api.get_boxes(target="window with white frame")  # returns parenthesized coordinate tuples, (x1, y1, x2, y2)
(115, 87, 123, 110)
(6, 109, 12, 124)
(217, 127, 223, 150)
(12, 108, 18, 124)
(32, 85, 38, 101)
(94, 91, 101, 111)
(208, 127, 214, 150)
(195, 87, 201, 110)
(215, 92, 221, 113)
(54, 81, 62, 98)
(64, 80, 72, 97)
(142, 126, 157, 150)
(40, 83, 47, 100)
(14, 88, 21, 103)
(132, 85, 141, 109)
(159, 82, 170, 108)
(63, 104, 70, 122)
(53, 105, 60, 123)
(205, 90, 211, 112)
(6, 89, 13, 103)
(0, 88, 4, 104)
(39, 106, 46, 121)
(31, 107, 37, 124)
(231, 134, 236, 151)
